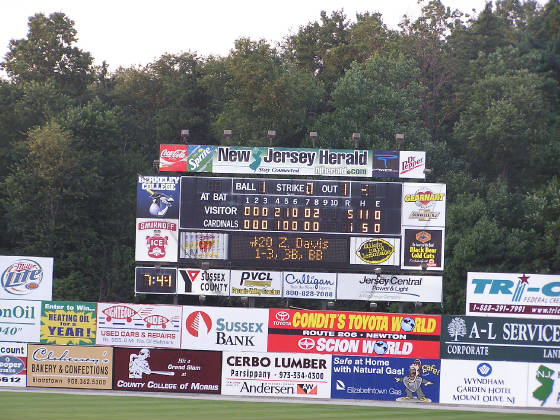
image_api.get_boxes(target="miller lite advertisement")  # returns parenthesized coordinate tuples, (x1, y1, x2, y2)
(268, 309, 440, 358)
(135, 218, 178, 263)
(0, 256, 53, 300)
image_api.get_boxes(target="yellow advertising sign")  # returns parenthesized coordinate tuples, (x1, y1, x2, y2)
(40, 301, 97, 345)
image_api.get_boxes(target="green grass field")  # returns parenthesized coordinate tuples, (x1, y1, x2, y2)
(0, 391, 558, 420)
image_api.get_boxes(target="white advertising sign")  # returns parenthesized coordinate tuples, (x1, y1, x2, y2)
(96, 303, 182, 349)
(0, 256, 53, 300)
(336, 273, 442, 303)
(466, 272, 560, 318)
(181, 306, 268, 352)
(179, 232, 228, 260)
(350, 237, 400, 266)
(282, 272, 336, 300)
(527, 362, 560, 408)
(0, 300, 41, 343)
(135, 218, 178, 263)
(401, 183, 446, 227)
(399, 151, 426, 179)
(230, 270, 282, 298)
(0, 342, 27, 387)
(440, 359, 528, 407)
(177, 268, 230, 295)
(222, 352, 332, 398)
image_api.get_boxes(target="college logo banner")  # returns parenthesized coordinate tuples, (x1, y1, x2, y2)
(0, 300, 41, 343)
(441, 315, 560, 363)
(230, 270, 282, 297)
(0, 342, 27, 387)
(96, 303, 182, 349)
(222, 352, 331, 398)
(440, 359, 528, 406)
(181, 306, 268, 352)
(136, 175, 180, 219)
(336, 273, 442, 303)
(401, 228, 444, 270)
(282, 272, 336, 300)
(113, 347, 221, 393)
(331, 356, 440, 402)
(0, 256, 53, 300)
(159, 145, 187, 172)
(401, 183, 446, 227)
(268, 309, 440, 358)
(27, 344, 113, 389)
(177, 268, 230, 295)
(40, 301, 96, 345)
(135, 218, 178, 263)
(466, 272, 560, 318)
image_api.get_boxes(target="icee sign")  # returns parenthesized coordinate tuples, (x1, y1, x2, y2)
(466, 272, 560, 318)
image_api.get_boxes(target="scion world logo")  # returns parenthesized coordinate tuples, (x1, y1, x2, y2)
(1, 259, 44, 295)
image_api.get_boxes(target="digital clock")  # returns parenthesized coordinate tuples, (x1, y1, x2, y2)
(135, 267, 177, 294)
(180, 176, 402, 235)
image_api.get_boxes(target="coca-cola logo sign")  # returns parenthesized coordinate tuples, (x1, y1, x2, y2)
(161, 149, 187, 159)
(159, 144, 187, 172)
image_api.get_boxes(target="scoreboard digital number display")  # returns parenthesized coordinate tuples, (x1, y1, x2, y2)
(135, 267, 177, 294)
(180, 176, 402, 235)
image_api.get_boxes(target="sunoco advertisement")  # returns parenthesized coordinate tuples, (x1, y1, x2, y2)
(96, 303, 182, 349)
(268, 309, 440, 358)
(230, 270, 282, 298)
(439, 359, 527, 407)
(466, 272, 560, 318)
(181, 306, 268, 352)
(401, 183, 446, 227)
(283, 272, 336, 300)
(27, 344, 112, 389)
(401, 228, 444, 271)
(136, 175, 180, 219)
(441, 315, 560, 363)
(0, 342, 27, 387)
(527, 362, 560, 408)
(0, 256, 53, 300)
(331, 356, 440, 402)
(40, 301, 96, 345)
(222, 352, 331, 398)
(177, 268, 230, 295)
(0, 300, 41, 343)
(336, 273, 442, 303)
(113, 347, 220, 394)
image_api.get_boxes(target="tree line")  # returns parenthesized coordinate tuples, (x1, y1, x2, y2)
(0, 0, 558, 314)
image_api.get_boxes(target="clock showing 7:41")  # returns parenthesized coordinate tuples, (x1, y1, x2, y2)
(135, 267, 177, 294)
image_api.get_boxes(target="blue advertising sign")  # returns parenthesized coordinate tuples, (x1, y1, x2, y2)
(331, 356, 440, 403)
(136, 175, 180, 219)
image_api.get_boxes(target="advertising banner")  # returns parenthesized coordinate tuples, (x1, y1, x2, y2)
(441, 315, 560, 363)
(230, 270, 282, 298)
(0, 342, 27, 387)
(331, 356, 440, 402)
(159, 145, 187, 172)
(135, 218, 178, 263)
(177, 268, 230, 295)
(439, 359, 528, 406)
(181, 306, 268, 352)
(136, 175, 180, 219)
(27, 344, 112, 389)
(401, 183, 446, 227)
(349, 237, 400, 267)
(0, 256, 53, 300)
(179, 232, 228, 261)
(401, 228, 444, 271)
(0, 300, 41, 343)
(336, 273, 442, 303)
(283, 272, 336, 300)
(96, 303, 182, 349)
(527, 362, 560, 408)
(466, 272, 560, 318)
(40, 301, 96, 345)
(113, 347, 221, 393)
(399, 151, 427, 179)
(372, 150, 399, 178)
(268, 309, 440, 358)
(222, 352, 331, 398)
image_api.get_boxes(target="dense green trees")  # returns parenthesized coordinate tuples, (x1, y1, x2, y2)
(1, 1, 558, 313)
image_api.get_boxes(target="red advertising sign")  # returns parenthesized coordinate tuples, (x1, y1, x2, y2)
(113, 347, 221, 393)
(159, 144, 187, 172)
(268, 309, 440, 358)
